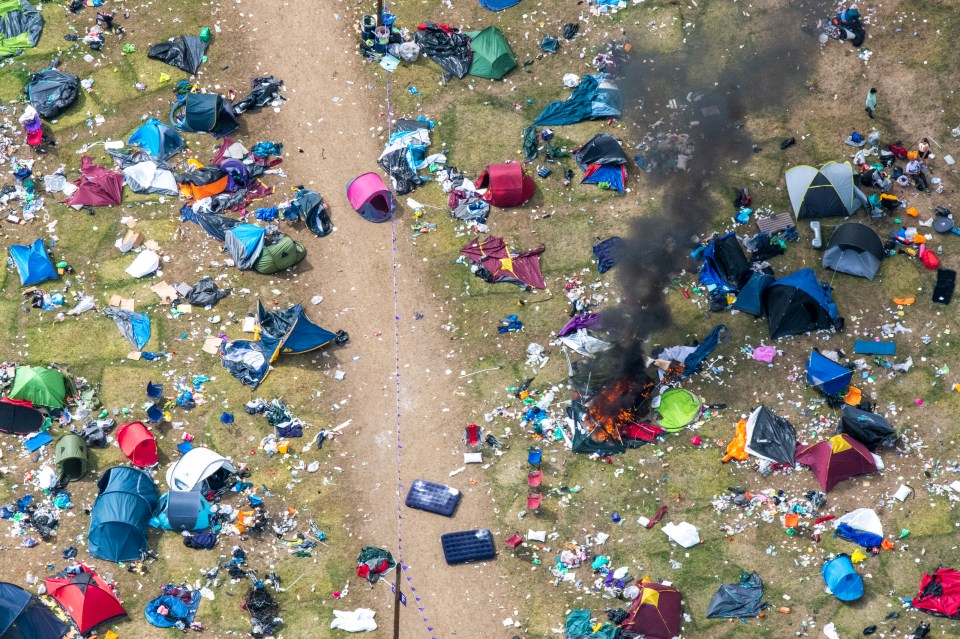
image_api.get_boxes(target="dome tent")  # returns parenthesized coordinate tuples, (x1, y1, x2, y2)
(88, 466, 159, 562)
(8, 239, 57, 287)
(224, 224, 266, 271)
(166, 447, 237, 494)
(8, 366, 67, 408)
(128, 117, 184, 161)
(762, 269, 842, 339)
(465, 27, 516, 80)
(0, 582, 70, 639)
(475, 162, 535, 208)
(795, 434, 878, 492)
(785, 161, 868, 220)
(44, 563, 126, 634)
(253, 235, 306, 274)
(822, 222, 884, 280)
(621, 582, 683, 639)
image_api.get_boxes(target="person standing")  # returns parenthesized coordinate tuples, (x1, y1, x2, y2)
(865, 87, 878, 119)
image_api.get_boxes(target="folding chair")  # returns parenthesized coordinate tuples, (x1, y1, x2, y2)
(505, 533, 523, 548)
(527, 470, 543, 487)
(527, 493, 542, 511)
(463, 424, 482, 447)
(527, 447, 542, 466)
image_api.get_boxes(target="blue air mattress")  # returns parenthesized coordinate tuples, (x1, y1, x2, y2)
(441, 529, 496, 565)
(405, 479, 461, 517)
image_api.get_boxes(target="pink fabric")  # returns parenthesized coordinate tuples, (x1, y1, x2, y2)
(753, 345, 777, 363)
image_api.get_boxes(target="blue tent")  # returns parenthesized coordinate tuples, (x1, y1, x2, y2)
(534, 74, 621, 126)
(582, 164, 626, 192)
(479, 0, 521, 10)
(258, 302, 338, 354)
(806, 351, 853, 396)
(220, 334, 282, 387)
(224, 224, 266, 270)
(822, 554, 863, 601)
(104, 307, 152, 351)
(763, 269, 842, 339)
(128, 118, 184, 161)
(88, 466, 159, 562)
(732, 272, 775, 316)
(699, 233, 750, 293)
(0, 582, 71, 639)
(9, 239, 57, 287)
(150, 491, 212, 531)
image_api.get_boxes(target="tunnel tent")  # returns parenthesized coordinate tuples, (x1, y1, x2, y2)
(9, 366, 67, 409)
(785, 161, 867, 220)
(731, 272, 775, 316)
(147, 35, 207, 74)
(0, 582, 71, 639)
(822, 222, 884, 280)
(475, 162, 535, 208)
(253, 235, 306, 274)
(744, 405, 797, 465)
(170, 92, 239, 138)
(464, 26, 516, 79)
(0, 399, 44, 435)
(26, 68, 78, 119)
(128, 117, 184, 161)
(0, 0, 43, 59)
(347, 172, 394, 222)
(534, 73, 621, 126)
(822, 554, 863, 601)
(150, 490, 212, 531)
(653, 389, 702, 433)
(8, 238, 57, 286)
(762, 269, 842, 339)
(55, 433, 88, 485)
(88, 466, 159, 562)
(699, 232, 751, 293)
(116, 422, 158, 467)
(166, 447, 237, 494)
(224, 224, 266, 270)
(44, 563, 126, 635)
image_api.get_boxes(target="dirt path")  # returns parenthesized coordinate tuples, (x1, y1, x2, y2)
(243, 3, 511, 637)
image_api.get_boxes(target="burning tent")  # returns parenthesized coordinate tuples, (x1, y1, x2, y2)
(570, 400, 626, 455)
(460, 235, 546, 289)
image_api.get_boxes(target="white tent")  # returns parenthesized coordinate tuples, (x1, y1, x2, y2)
(123, 162, 179, 196)
(166, 447, 236, 493)
(834, 508, 883, 538)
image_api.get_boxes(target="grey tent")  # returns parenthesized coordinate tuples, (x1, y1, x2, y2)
(54, 433, 88, 485)
(0, 1, 44, 59)
(822, 222, 884, 280)
(150, 491, 212, 531)
(745, 405, 796, 465)
(123, 161, 179, 196)
(785, 161, 869, 220)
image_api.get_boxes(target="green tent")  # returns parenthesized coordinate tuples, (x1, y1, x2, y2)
(254, 235, 306, 274)
(9, 366, 67, 408)
(654, 389, 702, 433)
(0, 0, 43, 58)
(465, 27, 517, 80)
(55, 433, 88, 485)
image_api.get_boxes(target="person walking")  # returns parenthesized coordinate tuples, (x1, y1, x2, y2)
(865, 87, 877, 119)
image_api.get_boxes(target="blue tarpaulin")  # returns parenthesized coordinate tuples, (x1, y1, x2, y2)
(834, 523, 884, 548)
(479, 0, 521, 10)
(104, 307, 152, 350)
(534, 74, 621, 126)
(854, 340, 896, 355)
(806, 351, 853, 395)
(9, 239, 57, 286)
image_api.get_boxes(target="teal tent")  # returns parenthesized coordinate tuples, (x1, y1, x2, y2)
(128, 118, 184, 161)
(88, 467, 159, 561)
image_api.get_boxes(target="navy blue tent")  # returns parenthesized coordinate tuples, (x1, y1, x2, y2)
(762, 269, 842, 339)
(128, 118, 184, 161)
(732, 272, 774, 316)
(0, 582, 70, 639)
(9, 239, 57, 287)
(699, 233, 750, 293)
(592, 237, 622, 273)
(534, 74, 621, 126)
(479, 0, 521, 9)
(822, 555, 863, 601)
(807, 351, 853, 396)
(88, 466, 159, 562)
(681, 325, 726, 377)
(220, 334, 281, 387)
(257, 302, 339, 354)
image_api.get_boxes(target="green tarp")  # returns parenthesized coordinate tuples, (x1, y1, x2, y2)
(654, 388, 702, 433)
(254, 235, 306, 274)
(465, 27, 516, 80)
(0, 0, 43, 58)
(9, 366, 67, 408)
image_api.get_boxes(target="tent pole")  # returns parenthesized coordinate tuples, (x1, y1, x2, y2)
(393, 564, 401, 639)
(376, 0, 383, 27)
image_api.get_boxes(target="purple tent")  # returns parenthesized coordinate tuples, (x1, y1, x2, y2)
(346, 172, 394, 222)
(460, 235, 546, 289)
(558, 313, 601, 336)
(64, 156, 124, 206)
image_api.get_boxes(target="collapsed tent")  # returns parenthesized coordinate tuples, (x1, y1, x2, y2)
(785, 161, 866, 220)
(63, 156, 124, 207)
(285, 188, 333, 236)
(346, 173, 394, 223)
(88, 466, 159, 562)
(570, 402, 626, 455)
(838, 405, 897, 450)
(744, 406, 797, 465)
(822, 554, 863, 601)
(834, 508, 884, 548)
(465, 27, 516, 79)
(123, 161, 179, 196)
(0, 0, 43, 58)
(224, 224, 266, 270)
(220, 334, 280, 387)
(378, 120, 434, 195)
(233, 75, 283, 114)
(574, 134, 628, 192)
(460, 235, 546, 289)
(912, 567, 960, 619)
(170, 92, 239, 138)
(128, 117, 184, 161)
(565, 610, 617, 639)
(26, 68, 78, 119)
(9, 238, 57, 286)
(117, 422, 158, 467)
(103, 307, 151, 350)
(699, 233, 750, 293)
(806, 351, 853, 396)
(150, 491, 212, 531)
(823, 223, 884, 280)
(148, 35, 208, 74)
(55, 433, 88, 485)
(254, 235, 306, 274)
(762, 269, 842, 339)
(653, 389, 702, 433)
(731, 272, 774, 316)
(706, 573, 770, 619)
(258, 302, 344, 354)
(679, 324, 726, 377)
(0, 399, 42, 435)
(9, 366, 66, 408)
(534, 74, 621, 126)
(795, 434, 878, 492)
(478, 0, 521, 11)
(181, 208, 240, 241)
(621, 582, 682, 639)
(415, 23, 473, 78)
(166, 447, 237, 494)
(0, 582, 70, 639)
(45, 564, 126, 634)
(475, 163, 535, 207)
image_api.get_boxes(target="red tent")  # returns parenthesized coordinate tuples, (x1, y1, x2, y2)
(476, 162, 535, 208)
(460, 235, 546, 289)
(45, 563, 126, 634)
(63, 156, 124, 207)
(116, 421, 158, 467)
(913, 567, 960, 619)
(795, 433, 877, 492)
(621, 582, 683, 639)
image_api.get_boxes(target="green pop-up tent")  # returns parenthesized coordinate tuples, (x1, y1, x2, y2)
(653, 389, 702, 433)
(55, 433, 88, 485)
(9, 366, 67, 408)
(465, 27, 516, 80)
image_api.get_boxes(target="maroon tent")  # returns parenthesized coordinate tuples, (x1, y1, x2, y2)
(795, 433, 877, 492)
(621, 582, 683, 639)
(913, 567, 960, 619)
(64, 156, 124, 206)
(460, 235, 546, 289)
(476, 162, 535, 208)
